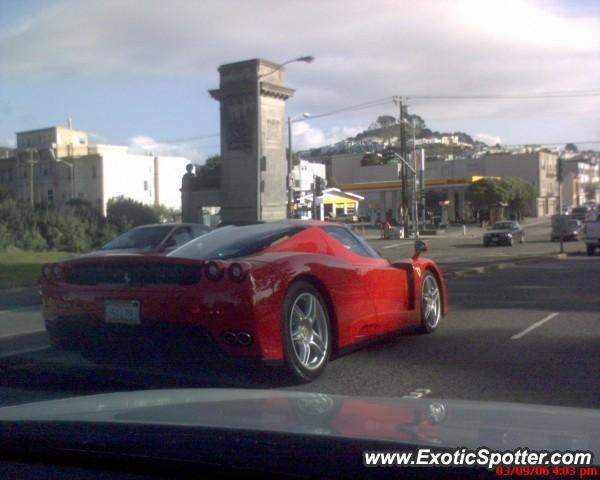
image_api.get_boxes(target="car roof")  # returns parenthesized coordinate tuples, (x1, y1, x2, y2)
(134, 223, 206, 229)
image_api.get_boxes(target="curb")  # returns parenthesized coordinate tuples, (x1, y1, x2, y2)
(0, 331, 49, 366)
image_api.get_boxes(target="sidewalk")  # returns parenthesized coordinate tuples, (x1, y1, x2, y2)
(0, 286, 40, 308)
(356, 217, 550, 242)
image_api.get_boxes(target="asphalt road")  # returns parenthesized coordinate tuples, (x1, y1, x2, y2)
(0, 219, 598, 410)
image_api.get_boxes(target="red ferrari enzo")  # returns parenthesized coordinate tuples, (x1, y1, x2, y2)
(40, 221, 447, 381)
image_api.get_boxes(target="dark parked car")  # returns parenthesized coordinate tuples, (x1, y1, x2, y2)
(93, 223, 210, 255)
(483, 221, 525, 247)
(571, 206, 589, 221)
(551, 219, 582, 242)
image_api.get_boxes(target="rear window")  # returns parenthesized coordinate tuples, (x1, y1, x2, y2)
(321, 226, 380, 258)
(169, 223, 306, 260)
(100, 225, 173, 250)
(492, 222, 515, 230)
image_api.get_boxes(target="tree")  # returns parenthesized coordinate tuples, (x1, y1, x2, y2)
(196, 155, 221, 188)
(466, 178, 509, 211)
(584, 182, 599, 200)
(503, 177, 535, 220)
(360, 153, 382, 166)
(565, 143, 578, 153)
(376, 115, 397, 129)
(106, 197, 160, 230)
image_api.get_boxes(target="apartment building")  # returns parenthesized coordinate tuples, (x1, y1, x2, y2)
(0, 126, 189, 214)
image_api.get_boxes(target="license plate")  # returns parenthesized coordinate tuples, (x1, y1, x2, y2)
(105, 300, 141, 324)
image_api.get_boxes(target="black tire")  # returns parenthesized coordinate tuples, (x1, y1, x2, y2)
(281, 281, 332, 382)
(483, 241, 489, 247)
(418, 272, 442, 334)
(587, 245, 596, 256)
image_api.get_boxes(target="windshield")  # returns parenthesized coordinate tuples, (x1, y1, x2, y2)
(101, 226, 173, 250)
(170, 224, 306, 260)
(491, 222, 515, 230)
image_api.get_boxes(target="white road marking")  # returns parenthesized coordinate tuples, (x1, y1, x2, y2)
(511, 312, 559, 340)
(0, 305, 40, 315)
(382, 243, 403, 249)
(402, 388, 432, 399)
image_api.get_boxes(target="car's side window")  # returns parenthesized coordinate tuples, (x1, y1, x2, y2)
(171, 227, 193, 247)
(321, 226, 379, 258)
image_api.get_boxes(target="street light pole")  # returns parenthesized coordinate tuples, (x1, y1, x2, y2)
(287, 112, 310, 218)
(256, 56, 314, 222)
(402, 118, 421, 238)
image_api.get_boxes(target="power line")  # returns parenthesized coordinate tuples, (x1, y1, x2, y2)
(299, 97, 394, 122)
(156, 133, 220, 143)
(406, 90, 600, 100)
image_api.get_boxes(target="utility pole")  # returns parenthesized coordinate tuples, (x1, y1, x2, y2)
(26, 148, 37, 206)
(311, 178, 316, 220)
(287, 116, 293, 218)
(399, 99, 409, 238)
(420, 149, 426, 225)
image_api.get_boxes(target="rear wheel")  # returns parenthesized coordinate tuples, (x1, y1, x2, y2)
(587, 245, 596, 256)
(281, 281, 331, 382)
(418, 272, 442, 334)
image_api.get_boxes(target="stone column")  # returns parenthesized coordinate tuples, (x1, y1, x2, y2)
(210, 59, 295, 224)
(448, 190, 456, 222)
(458, 189, 465, 221)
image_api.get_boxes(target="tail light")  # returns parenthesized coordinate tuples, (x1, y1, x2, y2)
(42, 265, 52, 280)
(52, 265, 65, 282)
(228, 262, 247, 282)
(205, 261, 224, 281)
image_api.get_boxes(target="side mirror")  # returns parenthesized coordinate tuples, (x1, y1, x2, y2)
(412, 239, 429, 260)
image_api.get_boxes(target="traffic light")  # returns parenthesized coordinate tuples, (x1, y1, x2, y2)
(315, 176, 327, 197)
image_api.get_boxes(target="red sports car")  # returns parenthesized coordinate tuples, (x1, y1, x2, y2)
(40, 221, 447, 381)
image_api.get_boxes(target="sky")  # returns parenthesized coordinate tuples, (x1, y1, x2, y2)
(1, 0, 599, 163)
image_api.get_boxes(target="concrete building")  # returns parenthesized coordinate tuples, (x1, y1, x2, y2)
(291, 159, 326, 195)
(0, 126, 188, 214)
(561, 157, 599, 208)
(326, 151, 560, 221)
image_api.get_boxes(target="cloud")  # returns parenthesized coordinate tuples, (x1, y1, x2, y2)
(475, 133, 502, 146)
(0, 137, 15, 148)
(1, 0, 599, 145)
(292, 122, 365, 150)
(128, 135, 205, 163)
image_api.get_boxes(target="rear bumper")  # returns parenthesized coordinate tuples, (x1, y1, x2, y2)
(46, 317, 222, 356)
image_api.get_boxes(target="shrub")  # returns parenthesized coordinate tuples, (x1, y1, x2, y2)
(107, 196, 160, 230)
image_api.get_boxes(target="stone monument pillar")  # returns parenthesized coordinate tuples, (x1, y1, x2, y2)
(210, 59, 295, 224)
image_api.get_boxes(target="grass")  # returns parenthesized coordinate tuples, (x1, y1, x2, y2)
(0, 250, 75, 289)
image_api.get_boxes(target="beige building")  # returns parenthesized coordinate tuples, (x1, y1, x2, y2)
(561, 157, 599, 208)
(0, 126, 189, 214)
(325, 150, 560, 220)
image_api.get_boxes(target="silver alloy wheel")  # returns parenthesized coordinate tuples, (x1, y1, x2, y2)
(421, 275, 441, 329)
(289, 292, 328, 371)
